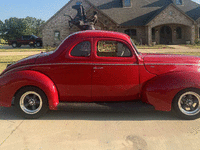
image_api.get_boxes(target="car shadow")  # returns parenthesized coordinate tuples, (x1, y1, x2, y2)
(0, 106, 179, 121)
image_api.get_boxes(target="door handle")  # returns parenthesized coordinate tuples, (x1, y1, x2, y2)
(93, 67, 104, 70)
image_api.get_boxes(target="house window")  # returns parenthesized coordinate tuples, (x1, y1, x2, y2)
(176, 27, 182, 39)
(54, 31, 60, 40)
(176, 0, 182, 5)
(124, 29, 137, 36)
(124, 0, 131, 7)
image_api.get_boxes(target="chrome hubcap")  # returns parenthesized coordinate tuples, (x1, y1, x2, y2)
(178, 91, 200, 116)
(20, 91, 42, 114)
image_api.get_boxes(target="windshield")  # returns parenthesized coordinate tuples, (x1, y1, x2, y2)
(130, 38, 140, 55)
(32, 35, 38, 39)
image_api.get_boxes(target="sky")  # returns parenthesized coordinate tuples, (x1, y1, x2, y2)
(1, 0, 200, 22)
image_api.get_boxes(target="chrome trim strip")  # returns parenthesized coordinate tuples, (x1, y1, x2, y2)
(3, 62, 200, 75)
(37, 63, 138, 66)
(144, 63, 200, 66)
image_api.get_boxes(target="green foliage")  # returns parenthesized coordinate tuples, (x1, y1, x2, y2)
(0, 38, 7, 44)
(194, 38, 200, 45)
(22, 17, 45, 37)
(44, 46, 57, 52)
(0, 17, 45, 41)
(131, 38, 140, 46)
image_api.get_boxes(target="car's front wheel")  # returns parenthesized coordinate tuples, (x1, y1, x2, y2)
(172, 88, 200, 120)
(14, 87, 48, 119)
(12, 42, 17, 48)
(36, 42, 41, 47)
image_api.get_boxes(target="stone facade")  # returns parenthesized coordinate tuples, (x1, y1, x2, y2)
(42, 0, 91, 47)
(41, 1, 200, 46)
(147, 4, 196, 44)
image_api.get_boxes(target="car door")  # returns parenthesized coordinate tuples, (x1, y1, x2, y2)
(22, 35, 29, 45)
(54, 39, 93, 102)
(91, 38, 140, 102)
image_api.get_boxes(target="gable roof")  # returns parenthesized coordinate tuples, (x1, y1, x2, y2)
(88, 0, 200, 26)
(42, 0, 200, 29)
(146, 3, 196, 25)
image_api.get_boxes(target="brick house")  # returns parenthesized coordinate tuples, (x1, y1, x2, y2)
(41, 0, 200, 46)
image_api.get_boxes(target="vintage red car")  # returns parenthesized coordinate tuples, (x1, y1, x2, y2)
(1, 30, 200, 119)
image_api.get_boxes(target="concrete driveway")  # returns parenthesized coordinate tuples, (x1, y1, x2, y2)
(0, 106, 200, 150)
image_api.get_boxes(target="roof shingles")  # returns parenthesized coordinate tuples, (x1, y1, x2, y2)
(88, 0, 200, 26)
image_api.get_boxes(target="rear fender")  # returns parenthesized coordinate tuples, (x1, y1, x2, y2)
(0, 70, 59, 110)
(141, 71, 200, 111)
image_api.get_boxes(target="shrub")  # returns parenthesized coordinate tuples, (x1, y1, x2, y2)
(194, 38, 200, 45)
(131, 38, 140, 46)
(44, 46, 57, 52)
(0, 38, 7, 44)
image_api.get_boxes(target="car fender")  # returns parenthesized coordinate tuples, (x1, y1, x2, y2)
(0, 70, 59, 110)
(141, 71, 200, 111)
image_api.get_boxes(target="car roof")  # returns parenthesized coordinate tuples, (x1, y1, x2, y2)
(68, 30, 130, 41)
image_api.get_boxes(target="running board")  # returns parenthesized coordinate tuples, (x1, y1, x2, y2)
(57, 101, 155, 112)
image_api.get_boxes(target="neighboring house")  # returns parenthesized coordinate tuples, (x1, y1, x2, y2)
(41, 0, 200, 46)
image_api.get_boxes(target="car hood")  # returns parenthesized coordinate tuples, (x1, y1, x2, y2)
(141, 53, 200, 75)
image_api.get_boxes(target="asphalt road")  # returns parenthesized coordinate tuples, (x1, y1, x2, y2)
(0, 106, 200, 150)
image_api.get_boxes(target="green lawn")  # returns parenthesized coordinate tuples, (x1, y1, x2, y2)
(184, 45, 200, 49)
(163, 52, 200, 56)
(137, 45, 175, 49)
(0, 48, 45, 52)
(0, 55, 30, 63)
(0, 55, 30, 73)
(0, 63, 7, 73)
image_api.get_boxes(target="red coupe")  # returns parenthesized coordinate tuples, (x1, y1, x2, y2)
(1, 30, 200, 119)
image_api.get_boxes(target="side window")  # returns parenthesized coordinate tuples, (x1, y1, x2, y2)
(23, 36, 28, 40)
(71, 41, 91, 57)
(97, 41, 132, 57)
(124, 29, 137, 36)
(54, 31, 60, 40)
(176, 0, 182, 5)
(124, 0, 131, 7)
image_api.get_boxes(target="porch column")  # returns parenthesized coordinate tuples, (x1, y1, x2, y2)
(147, 26, 152, 45)
(191, 25, 195, 44)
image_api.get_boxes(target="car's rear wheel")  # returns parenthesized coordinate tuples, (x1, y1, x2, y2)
(12, 42, 17, 48)
(14, 87, 48, 119)
(36, 42, 41, 47)
(172, 88, 200, 120)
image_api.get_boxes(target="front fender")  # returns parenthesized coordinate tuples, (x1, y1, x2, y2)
(0, 70, 59, 110)
(141, 71, 200, 111)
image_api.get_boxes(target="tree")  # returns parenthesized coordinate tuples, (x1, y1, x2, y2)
(0, 17, 45, 41)
(22, 17, 45, 37)
(0, 20, 4, 37)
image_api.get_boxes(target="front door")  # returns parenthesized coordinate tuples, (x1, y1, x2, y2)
(92, 38, 140, 102)
(160, 26, 172, 44)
